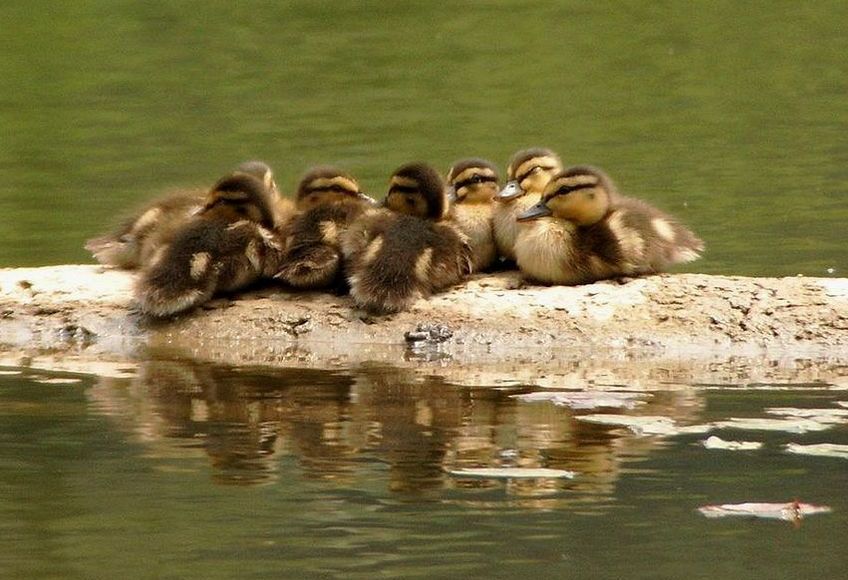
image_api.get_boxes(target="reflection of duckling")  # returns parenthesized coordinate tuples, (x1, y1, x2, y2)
(274, 167, 374, 290)
(493, 148, 563, 262)
(135, 170, 283, 317)
(446, 158, 500, 273)
(341, 163, 472, 314)
(85, 161, 285, 269)
(515, 166, 704, 285)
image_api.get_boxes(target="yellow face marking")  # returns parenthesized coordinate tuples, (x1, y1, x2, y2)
(190, 252, 211, 280)
(362, 235, 384, 265)
(390, 175, 419, 189)
(557, 174, 599, 188)
(546, 186, 608, 225)
(309, 176, 359, 194)
(450, 166, 496, 184)
(319, 220, 339, 244)
(510, 156, 561, 180)
(651, 217, 676, 242)
(414, 247, 433, 282)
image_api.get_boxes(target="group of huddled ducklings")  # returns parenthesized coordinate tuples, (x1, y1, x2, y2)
(86, 149, 704, 317)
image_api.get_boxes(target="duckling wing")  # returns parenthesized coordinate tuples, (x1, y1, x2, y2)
(135, 218, 280, 316)
(611, 198, 704, 271)
(275, 202, 364, 289)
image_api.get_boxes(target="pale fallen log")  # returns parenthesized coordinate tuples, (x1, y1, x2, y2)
(0, 265, 846, 372)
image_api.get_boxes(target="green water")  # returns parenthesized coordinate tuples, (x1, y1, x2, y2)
(1, 1, 846, 274)
(2, 3, 848, 577)
(1, 362, 847, 579)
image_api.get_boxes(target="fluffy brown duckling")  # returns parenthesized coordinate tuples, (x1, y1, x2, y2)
(85, 160, 287, 269)
(341, 162, 472, 314)
(135, 169, 284, 317)
(445, 158, 500, 273)
(274, 166, 375, 290)
(514, 166, 704, 285)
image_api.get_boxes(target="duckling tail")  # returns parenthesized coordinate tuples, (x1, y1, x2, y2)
(275, 244, 342, 289)
(670, 226, 705, 264)
(134, 225, 223, 317)
(348, 250, 426, 315)
(85, 235, 139, 269)
(135, 255, 219, 317)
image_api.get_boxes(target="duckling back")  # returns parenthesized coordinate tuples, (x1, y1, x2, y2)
(135, 172, 283, 317)
(273, 167, 372, 290)
(597, 197, 704, 273)
(342, 210, 471, 314)
(276, 199, 366, 290)
(85, 189, 204, 269)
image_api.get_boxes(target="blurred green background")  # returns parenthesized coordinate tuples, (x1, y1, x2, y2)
(1, 0, 846, 274)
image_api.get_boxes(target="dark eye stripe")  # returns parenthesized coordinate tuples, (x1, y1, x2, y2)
(454, 175, 497, 190)
(552, 182, 597, 196)
(516, 165, 556, 183)
(307, 185, 358, 195)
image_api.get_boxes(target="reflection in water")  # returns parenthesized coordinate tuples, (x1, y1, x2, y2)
(86, 358, 704, 504)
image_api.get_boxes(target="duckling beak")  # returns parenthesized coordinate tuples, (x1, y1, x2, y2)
(446, 186, 458, 203)
(497, 180, 523, 201)
(516, 201, 552, 222)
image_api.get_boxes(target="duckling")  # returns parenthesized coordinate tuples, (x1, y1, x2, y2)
(493, 148, 563, 261)
(85, 160, 287, 269)
(445, 158, 500, 273)
(135, 169, 284, 317)
(274, 166, 375, 290)
(514, 166, 704, 285)
(341, 162, 472, 314)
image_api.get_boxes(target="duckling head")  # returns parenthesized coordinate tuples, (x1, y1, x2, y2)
(446, 158, 500, 204)
(517, 166, 615, 226)
(385, 162, 449, 220)
(497, 148, 563, 202)
(234, 160, 280, 196)
(201, 172, 277, 228)
(295, 166, 374, 210)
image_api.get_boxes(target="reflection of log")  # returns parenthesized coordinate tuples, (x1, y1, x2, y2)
(1, 265, 847, 369)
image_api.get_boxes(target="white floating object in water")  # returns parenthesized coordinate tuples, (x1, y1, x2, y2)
(575, 414, 711, 436)
(713, 417, 831, 434)
(838, 402, 848, 408)
(698, 502, 831, 521)
(448, 467, 576, 479)
(513, 391, 645, 410)
(32, 377, 82, 385)
(765, 407, 848, 424)
(785, 443, 848, 460)
(702, 436, 762, 451)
